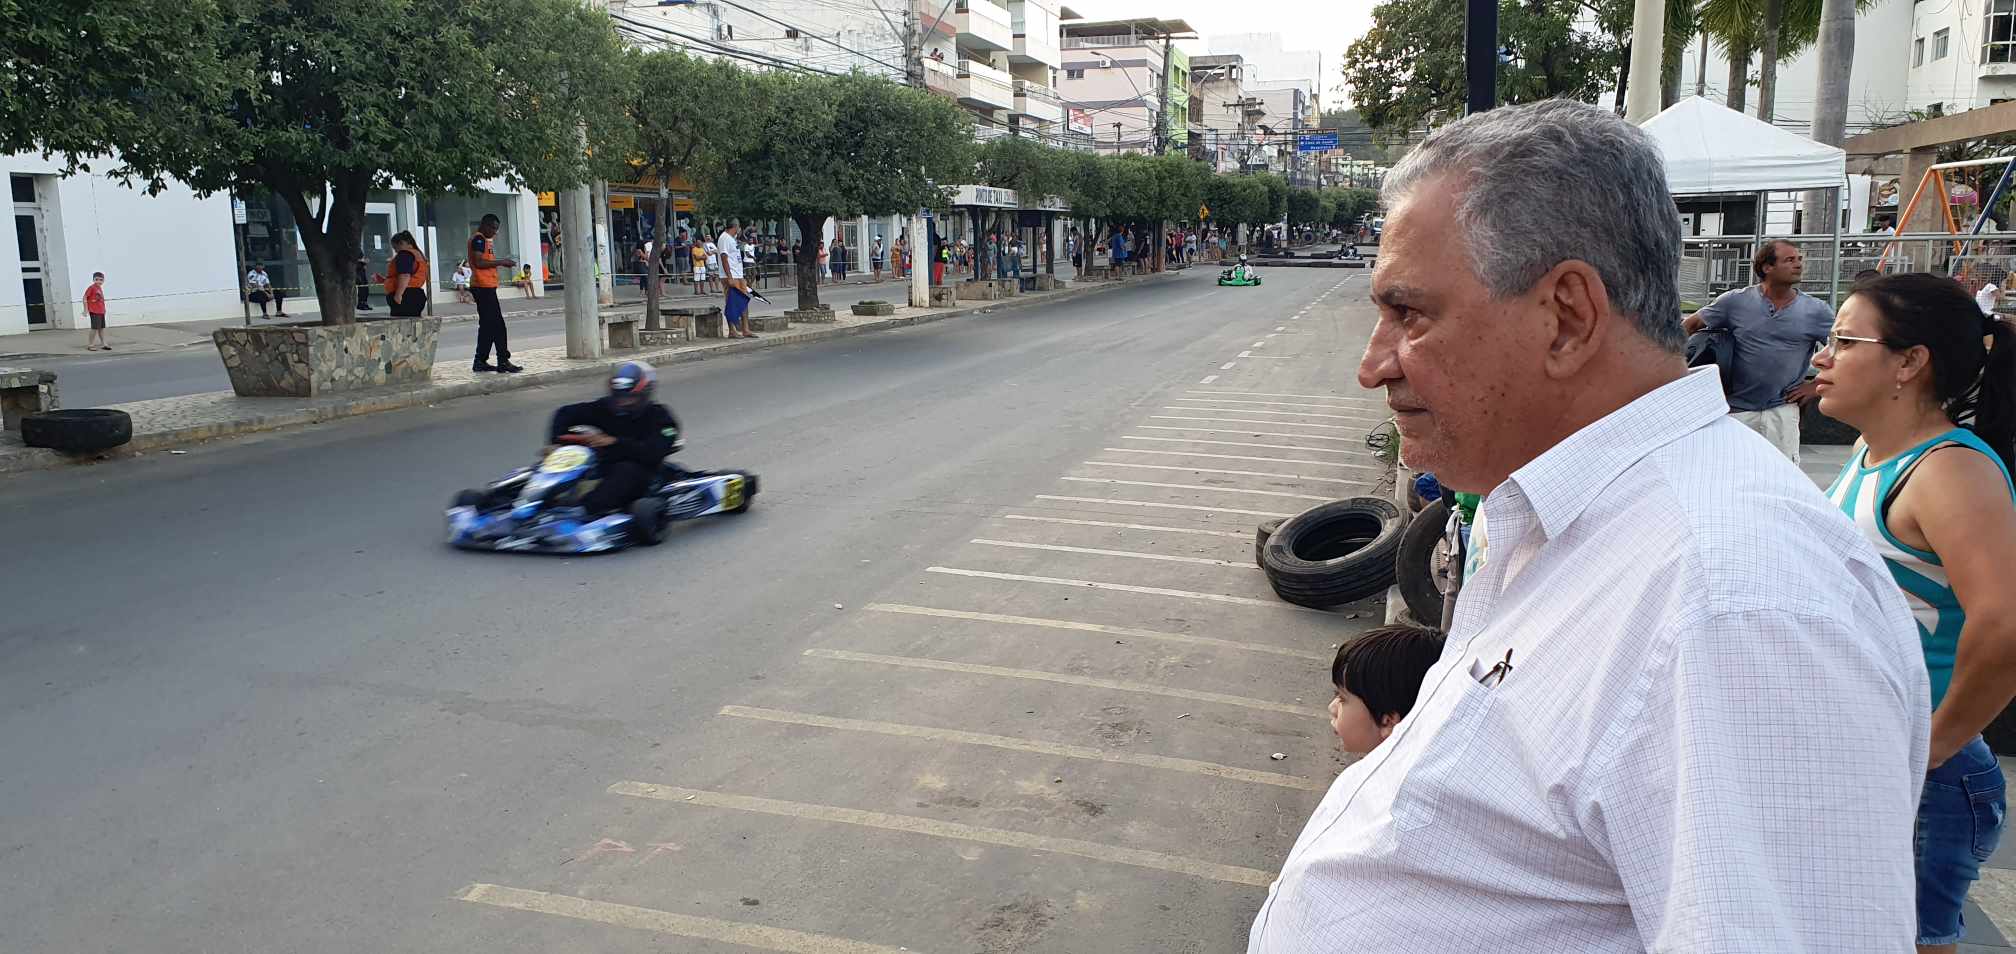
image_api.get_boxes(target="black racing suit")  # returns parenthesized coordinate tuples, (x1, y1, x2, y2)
(548, 398, 680, 514)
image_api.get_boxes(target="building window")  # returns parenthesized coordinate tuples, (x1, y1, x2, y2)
(1990, 0, 2016, 63)
(1065, 68, 1084, 79)
(1935, 27, 1951, 59)
(1915, 37, 1926, 66)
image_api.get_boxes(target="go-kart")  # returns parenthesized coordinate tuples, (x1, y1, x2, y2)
(446, 426, 758, 553)
(1217, 261, 1262, 286)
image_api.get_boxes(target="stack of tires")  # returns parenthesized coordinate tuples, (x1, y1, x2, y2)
(1254, 497, 1403, 609)
(21, 409, 133, 454)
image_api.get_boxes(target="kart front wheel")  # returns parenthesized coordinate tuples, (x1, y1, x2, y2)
(452, 489, 485, 509)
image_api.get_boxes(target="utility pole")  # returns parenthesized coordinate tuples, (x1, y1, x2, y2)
(1464, 0, 1496, 114)
(1623, 0, 1665, 121)
(563, 137, 601, 359)
(592, 179, 615, 305)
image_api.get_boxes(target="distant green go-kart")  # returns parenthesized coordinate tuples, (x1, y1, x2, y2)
(1218, 256, 1262, 287)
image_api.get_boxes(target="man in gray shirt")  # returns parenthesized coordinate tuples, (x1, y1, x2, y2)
(1681, 239, 1833, 461)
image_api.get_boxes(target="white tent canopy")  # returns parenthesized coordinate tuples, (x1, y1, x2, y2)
(1642, 96, 1846, 195)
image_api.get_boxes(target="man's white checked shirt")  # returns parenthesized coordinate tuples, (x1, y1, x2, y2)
(1248, 368, 1929, 953)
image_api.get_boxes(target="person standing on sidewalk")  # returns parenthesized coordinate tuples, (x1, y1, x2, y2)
(871, 235, 885, 283)
(830, 235, 848, 284)
(83, 271, 110, 350)
(355, 254, 374, 312)
(1682, 240, 1832, 461)
(1811, 272, 2016, 953)
(717, 221, 756, 340)
(468, 213, 521, 373)
(383, 230, 429, 318)
(1248, 99, 1927, 954)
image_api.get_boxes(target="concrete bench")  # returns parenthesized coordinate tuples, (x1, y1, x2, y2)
(0, 367, 58, 431)
(928, 286, 957, 307)
(605, 316, 641, 350)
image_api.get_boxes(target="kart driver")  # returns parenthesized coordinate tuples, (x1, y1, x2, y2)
(547, 360, 680, 514)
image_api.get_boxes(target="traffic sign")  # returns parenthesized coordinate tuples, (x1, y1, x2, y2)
(1296, 131, 1340, 153)
(1198, 204, 1211, 221)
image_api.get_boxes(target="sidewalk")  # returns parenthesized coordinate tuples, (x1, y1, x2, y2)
(0, 273, 929, 360)
(0, 269, 1160, 474)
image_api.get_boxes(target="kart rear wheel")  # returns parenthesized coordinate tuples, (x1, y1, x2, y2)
(628, 498, 666, 545)
(733, 473, 760, 513)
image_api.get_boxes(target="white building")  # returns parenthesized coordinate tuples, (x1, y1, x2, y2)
(1206, 33, 1323, 122)
(1666, 0, 1918, 135)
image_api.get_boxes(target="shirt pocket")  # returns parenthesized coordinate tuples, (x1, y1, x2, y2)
(1392, 674, 1499, 833)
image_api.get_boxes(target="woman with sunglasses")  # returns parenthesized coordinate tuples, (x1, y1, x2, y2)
(1813, 271, 2016, 952)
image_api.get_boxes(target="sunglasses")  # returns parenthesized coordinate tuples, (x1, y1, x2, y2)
(1823, 332, 1890, 354)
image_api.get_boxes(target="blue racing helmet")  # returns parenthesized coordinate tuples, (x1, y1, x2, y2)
(608, 360, 657, 414)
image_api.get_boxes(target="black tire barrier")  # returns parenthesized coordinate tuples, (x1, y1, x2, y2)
(21, 408, 132, 454)
(1396, 498, 1451, 625)
(1260, 497, 1404, 609)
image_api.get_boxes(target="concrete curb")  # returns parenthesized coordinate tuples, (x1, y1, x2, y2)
(1, 272, 1175, 474)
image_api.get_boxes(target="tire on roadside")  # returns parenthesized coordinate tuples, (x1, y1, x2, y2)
(1260, 497, 1403, 609)
(1254, 517, 1285, 568)
(21, 408, 132, 454)
(1396, 498, 1451, 625)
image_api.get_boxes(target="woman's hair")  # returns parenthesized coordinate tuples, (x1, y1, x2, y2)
(1853, 272, 2016, 470)
(390, 230, 421, 253)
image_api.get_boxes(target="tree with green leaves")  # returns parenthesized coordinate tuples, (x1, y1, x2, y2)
(0, 0, 634, 325)
(705, 72, 972, 312)
(1287, 188, 1322, 228)
(1326, 187, 1380, 231)
(630, 50, 747, 329)
(1700, 0, 1873, 119)
(1342, 0, 1623, 136)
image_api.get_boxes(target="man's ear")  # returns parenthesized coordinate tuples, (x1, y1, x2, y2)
(1538, 260, 1613, 380)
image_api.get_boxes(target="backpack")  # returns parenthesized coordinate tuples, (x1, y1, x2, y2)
(1684, 327, 1737, 397)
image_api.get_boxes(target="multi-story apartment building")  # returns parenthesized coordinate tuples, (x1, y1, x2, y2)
(1053, 17, 1196, 155)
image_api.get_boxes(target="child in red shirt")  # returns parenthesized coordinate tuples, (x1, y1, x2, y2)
(84, 271, 109, 351)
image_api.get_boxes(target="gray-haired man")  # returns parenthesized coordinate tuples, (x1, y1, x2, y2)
(1247, 100, 1926, 953)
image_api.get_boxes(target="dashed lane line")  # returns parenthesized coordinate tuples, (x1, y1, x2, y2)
(1162, 405, 1389, 422)
(802, 647, 1316, 715)
(923, 566, 1321, 611)
(1219, 361, 1237, 370)
(1137, 425, 1357, 443)
(609, 781, 1277, 887)
(1001, 513, 1249, 538)
(1199, 374, 1219, 384)
(1237, 351, 1254, 358)
(1033, 494, 1294, 518)
(862, 602, 1327, 661)
(1081, 460, 1361, 485)
(719, 705, 1327, 791)
(1186, 389, 1388, 404)
(969, 537, 1257, 569)
(1102, 447, 1380, 470)
(1057, 476, 1332, 502)
(1150, 416, 1361, 431)
(457, 884, 917, 954)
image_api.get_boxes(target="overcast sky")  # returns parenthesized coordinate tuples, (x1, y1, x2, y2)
(1063, 0, 1372, 107)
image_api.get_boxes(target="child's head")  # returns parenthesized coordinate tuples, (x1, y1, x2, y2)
(92, 271, 105, 283)
(1329, 625, 1445, 754)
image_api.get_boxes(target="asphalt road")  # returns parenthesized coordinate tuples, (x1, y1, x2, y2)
(0, 264, 1387, 953)
(31, 278, 934, 408)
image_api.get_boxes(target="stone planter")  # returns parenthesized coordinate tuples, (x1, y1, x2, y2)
(957, 281, 999, 301)
(1034, 275, 1058, 291)
(851, 300, 896, 317)
(928, 287, 958, 307)
(747, 314, 790, 332)
(786, 305, 838, 324)
(638, 328, 686, 347)
(212, 317, 441, 397)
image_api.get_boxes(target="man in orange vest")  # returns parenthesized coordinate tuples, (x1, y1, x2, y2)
(469, 213, 522, 373)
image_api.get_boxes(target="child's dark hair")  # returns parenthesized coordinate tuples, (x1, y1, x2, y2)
(1331, 625, 1446, 724)
(1851, 272, 2016, 471)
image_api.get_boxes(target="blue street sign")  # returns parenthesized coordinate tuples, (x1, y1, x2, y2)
(1296, 131, 1340, 153)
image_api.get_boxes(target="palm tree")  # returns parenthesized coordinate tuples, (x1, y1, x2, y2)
(1801, 0, 1857, 233)
(1698, 0, 1832, 120)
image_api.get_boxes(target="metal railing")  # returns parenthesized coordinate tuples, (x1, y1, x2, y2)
(1676, 230, 2016, 308)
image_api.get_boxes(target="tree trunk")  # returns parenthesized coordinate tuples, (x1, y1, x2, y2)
(279, 175, 366, 326)
(1726, 37, 1751, 111)
(792, 212, 828, 311)
(1803, 0, 1856, 234)
(1758, 0, 1783, 122)
(1615, 41, 1632, 117)
(646, 186, 667, 329)
(1661, 33, 1685, 108)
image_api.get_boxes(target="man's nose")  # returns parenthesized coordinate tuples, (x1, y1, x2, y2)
(1358, 317, 1402, 390)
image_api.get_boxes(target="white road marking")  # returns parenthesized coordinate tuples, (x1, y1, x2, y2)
(922, 568, 1323, 611)
(720, 705, 1327, 789)
(1274, 326, 1285, 331)
(611, 780, 1277, 886)
(970, 537, 1255, 569)
(457, 884, 914, 954)
(1002, 513, 1249, 538)
(1103, 447, 1380, 470)
(1187, 389, 1388, 404)
(1122, 434, 1359, 453)
(1033, 495, 1294, 518)
(1237, 351, 1253, 358)
(1219, 361, 1237, 370)
(1060, 476, 1332, 501)
(1251, 340, 1267, 348)
(1174, 397, 1382, 412)
(866, 603, 1325, 659)
(1082, 460, 1359, 485)
(1198, 374, 1219, 384)
(1150, 415, 1358, 431)
(809, 648, 1321, 710)
(1164, 405, 1386, 422)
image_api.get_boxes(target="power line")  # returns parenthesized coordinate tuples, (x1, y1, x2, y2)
(613, 15, 849, 76)
(707, 0, 911, 75)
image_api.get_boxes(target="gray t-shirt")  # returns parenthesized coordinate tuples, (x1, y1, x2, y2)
(1696, 285, 1833, 412)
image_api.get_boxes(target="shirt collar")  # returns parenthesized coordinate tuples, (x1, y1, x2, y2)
(1503, 367, 1730, 540)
